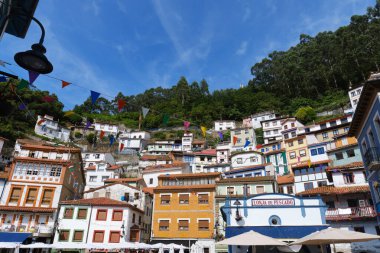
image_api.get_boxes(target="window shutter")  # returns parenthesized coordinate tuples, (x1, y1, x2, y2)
(198, 220, 209, 229)
(198, 194, 208, 201)
(78, 209, 87, 219)
(73, 231, 83, 241)
(113, 210, 123, 220)
(64, 208, 73, 218)
(161, 195, 170, 201)
(97, 210, 107, 220)
(109, 231, 120, 243)
(93, 231, 104, 242)
(159, 220, 169, 227)
(178, 220, 188, 227)
(256, 186, 264, 194)
(179, 194, 189, 201)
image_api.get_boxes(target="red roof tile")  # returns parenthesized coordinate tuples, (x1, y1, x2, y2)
(297, 185, 370, 196)
(60, 197, 143, 213)
(193, 149, 217, 156)
(142, 187, 154, 195)
(277, 174, 294, 185)
(105, 177, 143, 183)
(291, 160, 330, 169)
(140, 155, 172, 161)
(158, 172, 221, 179)
(0, 206, 56, 213)
(144, 162, 187, 171)
(326, 162, 364, 172)
(85, 166, 96, 170)
(107, 165, 121, 170)
(154, 184, 216, 191)
(84, 183, 139, 193)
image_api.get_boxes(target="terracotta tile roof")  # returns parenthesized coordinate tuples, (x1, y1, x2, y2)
(218, 176, 275, 184)
(0, 171, 9, 179)
(326, 162, 364, 172)
(224, 163, 271, 174)
(291, 160, 330, 169)
(315, 114, 351, 125)
(84, 182, 139, 193)
(107, 165, 121, 170)
(327, 143, 358, 152)
(15, 156, 72, 165)
(60, 197, 143, 213)
(158, 172, 221, 179)
(140, 155, 172, 161)
(264, 149, 285, 155)
(277, 174, 294, 185)
(142, 187, 154, 195)
(154, 184, 216, 191)
(144, 163, 187, 171)
(20, 143, 81, 153)
(104, 177, 143, 183)
(85, 166, 96, 170)
(192, 140, 205, 145)
(231, 150, 264, 157)
(0, 206, 56, 213)
(193, 149, 217, 156)
(296, 185, 370, 196)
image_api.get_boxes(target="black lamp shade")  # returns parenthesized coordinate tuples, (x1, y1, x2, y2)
(14, 43, 53, 74)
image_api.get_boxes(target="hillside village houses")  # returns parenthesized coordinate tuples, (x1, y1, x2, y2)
(118, 131, 151, 154)
(348, 85, 363, 113)
(214, 120, 236, 131)
(250, 111, 277, 129)
(35, 115, 71, 143)
(93, 121, 119, 137)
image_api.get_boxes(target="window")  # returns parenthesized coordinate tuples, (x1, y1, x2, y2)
(59, 230, 70, 242)
(284, 133, 289, 139)
(138, 215, 142, 225)
(354, 227, 365, 233)
(89, 176, 97, 182)
(101, 176, 109, 182)
(85, 154, 90, 159)
(291, 132, 296, 137)
(299, 149, 306, 157)
(344, 127, 349, 132)
(291, 123, 295, 128)
(318, 181, 327, 187)
(250, 156, 257, 163)
(134, 192, 139, 200)
(265, 123, 269, 127)
(161, 195, 170, 205)
(149, 178, 153, 185)
(73, 230, 84, 242)
(304, 182, 313, 190)
(350, 91, 355, 97)
(325, 201, 335, 209)
(95, 154, 100, 159)
(284, 125, 288, 130)
(322, 132, 328, 140)
(198, 194, 209, 204)
(273, 121, 277, 126)
(333, 129, 339, 136)
(346, 149, 355, 158)
(237, 158, 243, 164)
(330, 121, 337, 127)
(132, 213, 136, 223)
(298, 139, 303, 145)
(376, 226, 380, 236)
(198, 220, 209, 230)
(289, 152, 296, 159)
(179, 194, 189, 204)
(124, 193, 130, 202)
(178, 220, 189, 231)
(41, 189, 54, 206)
(77, 209, 87, 219)
(63, 208, 74, 219)
(343, 172, 355, 184)
(335, 152, 344, 160)
(311, 149, 317, 156)
(50, 166, 62, 177)
(347, 199, 358, 208)
(159, 220, 169, 231)
(25, 188, 38, 205)
(112, 210, 123, 221)
(321, 123, 327, 129)
(96, 209, 107, 221)
(288, 142, 294, 147)
(317, 147, 325, 154)
(109, 231, 120, 243)
(227, 187, 234, 195)
(204, 248, 210, 253)
(93, 230, 105, 243)
(269, 215, 281, 226)
(287, 186, 293, 194)
(256, 186, 264, 194)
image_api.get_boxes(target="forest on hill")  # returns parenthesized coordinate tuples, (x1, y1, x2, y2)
(1, 1, 380, 141)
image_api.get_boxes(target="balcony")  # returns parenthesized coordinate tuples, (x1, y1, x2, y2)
(0, 224, 54, 235)
(364, 147, 380, 170)
(326, 206, 377, 221)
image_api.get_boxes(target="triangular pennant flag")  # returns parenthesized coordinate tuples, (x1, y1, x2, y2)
(118, 99, 126, 112)
(109, 135, 115, 146)
(41, 124, 47, 131)
(0, 76, 6, 82)
(85, 120, 91, 130)
(218, 131, 223, 141)
(119, 143, 124, 152)
(99, 130, 105, 139)
(184, 121, 190, 130)
(43, 96, 55, 103)
(244, 139, 251, 148)
(64, 111, 75, 117)
(18, 103, 27, 110)
(142, 107, 149, 118)
(201, 126, 207, 137)
(62, 80, 71, 88)
(91, 90, 101, 105)
(17, 79, 29, 90)
(37, 119, 46, 125)
(233, 136, 238, 145)
(28, 71, 39, 84)
(308, 160, 312, 168)
(163, 114, 170, 125)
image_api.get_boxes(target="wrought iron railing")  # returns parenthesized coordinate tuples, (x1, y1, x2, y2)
(326, 206, 376, 220)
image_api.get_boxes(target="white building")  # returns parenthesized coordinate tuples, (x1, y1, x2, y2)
(119, 131, 150, 154)
(94, 122, 119, 136)
(146, 140, 182, 155)
(82, 152, 117, 191)
(230, 151, 264, 169)
(251, 111, 277, 129)
(348, 85, 363, 112)
(142, 163, 190, 187)
(293, 161, 332, 193)
(139, 155, 172, 168)
(34, 115, 70, 142)
(277, 174, 295, 195)
(230, 128, 257, 152)
(261, 117, 284, 144)
(54, 198, 145, 245)
(214, 120, 236, 131)
(191, 149, 218, 173)
(182, 132, 193, 152)
(281, 117, 304, 140)
(216, 143, 230, 164)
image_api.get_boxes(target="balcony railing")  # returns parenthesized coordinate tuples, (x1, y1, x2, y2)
(364, 147, 380, 169)
(0, 224, 54, 234)
(326, 206, 376, 221)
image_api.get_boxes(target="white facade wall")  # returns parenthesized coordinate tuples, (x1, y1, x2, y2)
(142, 169, 183, 187)
(214, 121, 236, 131)
(216, 144, 230, 164)
(94, 123, 119, 136)
(85, 169, 116, 191)
(251, 112, 276, 129)
(34, 115, 70, 142)
(262, 118, 283, 144)
(348, 86, 363, 112)
(182, 133, 193, 152)
(230, 152, 263, 169)
(294, 172, 330, 193)
(308, 144, 329, 163)
(331, 171, 367, 187)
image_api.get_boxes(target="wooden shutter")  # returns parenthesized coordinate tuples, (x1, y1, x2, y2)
(77, 209, 87, 219)
(93, 231, 104, 242)
(256, 186, 264, 194)
(64, 208, 73, 218)
(198, 194, 208, 202)
(178, 220, 188, 227)
(179, 194, 189, 201)
(73, 231, 83, 241)
(161, 195, 170, 201)
(42, 189, 53, 205)
(159, 220, 169, 227)
(109, 231, 120, 243)
(11, 188, 21, 198)
(97, 210, 107, 220)
(26, 188, 37, 204)
(59, 230, 69, 241)
(198, 220, 209, 229)
(112, 210, 123, 221)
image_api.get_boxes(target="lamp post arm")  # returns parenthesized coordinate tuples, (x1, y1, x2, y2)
(31, 16, 45, 45)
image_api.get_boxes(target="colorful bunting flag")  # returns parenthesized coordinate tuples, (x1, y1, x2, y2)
(43, 96, 55, 103)
(41, 124, 47, 131)
(201, 126, 207, 137)
(109, 135, 115, 146)
(17, 79, 29, 90)
(62, 80, 71, 88)
(99, 130, 105, 139)
(233, 136, 238, 145)
(118, 99, 126, 112)
(184, 121, 190, 130)
(85, 120, 91, 130)
(0, 76, 6, 82)
(218, 131, 223, 141)
(64, 111, 75, 117)
(297, 156, 301, 163)
(37, 119, 46, 125)
(163, 114, 170, 125)
(119, 143, 124, 152)
(142, 107, 149, 118)
(28, 71, 39, 84)
(308, 160, 312, 168)
(256, 144, 263, 149)
(91, 90, 101, 105)
(18, 103, 27, 110)
(244, 140, 251, 148)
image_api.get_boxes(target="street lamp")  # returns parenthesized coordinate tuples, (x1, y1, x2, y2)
(234, 199, 242, 221)
(14, 17, 53, 74)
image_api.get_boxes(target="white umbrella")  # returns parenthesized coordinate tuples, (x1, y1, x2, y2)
(51, 242, 91, 249)
(158, 245, 164, 253)
(179, 245, 185, 253)
(190, 244, 197, 253)
(169, 246, 175, 253)
(167, 243, 187, 249)
(217, 230, 287, 246)
(20, 243, 52, 248)
(0, 242, 19, 248)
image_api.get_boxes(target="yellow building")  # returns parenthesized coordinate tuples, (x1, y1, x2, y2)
(151, 172, 221, 251)
(284, 135, 310, 167)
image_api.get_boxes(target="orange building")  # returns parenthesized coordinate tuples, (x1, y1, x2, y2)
(151, 172, 221, 251)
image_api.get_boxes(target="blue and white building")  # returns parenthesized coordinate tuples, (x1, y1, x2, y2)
(349, 72, 380, 220)
(221, 193, 328, 253)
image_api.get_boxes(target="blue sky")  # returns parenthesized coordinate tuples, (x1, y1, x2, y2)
(0, 0, 375, 109)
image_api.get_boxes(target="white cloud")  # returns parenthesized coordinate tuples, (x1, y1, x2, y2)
(83, 0, 101, 16)
(242, 7, 251, 22)
(236, 41, 248, 55)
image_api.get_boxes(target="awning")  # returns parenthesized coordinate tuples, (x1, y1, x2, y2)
(0, 232, 32, 242)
